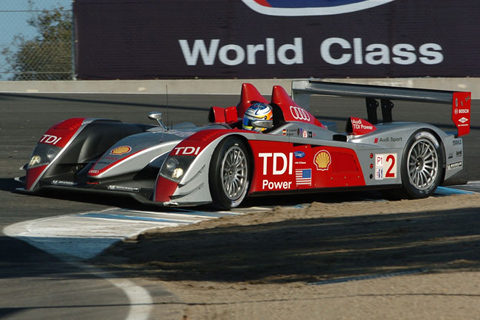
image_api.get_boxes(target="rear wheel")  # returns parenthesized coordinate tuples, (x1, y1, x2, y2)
(400, 130, 443, 198)
(209, 137, 251, 209)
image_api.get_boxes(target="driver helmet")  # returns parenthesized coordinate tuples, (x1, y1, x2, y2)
(242, 102, 273, 132)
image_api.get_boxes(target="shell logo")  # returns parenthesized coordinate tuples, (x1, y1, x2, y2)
(314, 150, 331, 171)
(111, 146, 132, 155)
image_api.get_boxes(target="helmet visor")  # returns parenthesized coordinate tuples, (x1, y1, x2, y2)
(243, 116, 254, 128)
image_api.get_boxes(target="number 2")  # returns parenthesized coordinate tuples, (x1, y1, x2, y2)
(385, 154, 396, 178)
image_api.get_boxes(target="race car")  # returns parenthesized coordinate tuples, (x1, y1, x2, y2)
(17, 80, 471, 209)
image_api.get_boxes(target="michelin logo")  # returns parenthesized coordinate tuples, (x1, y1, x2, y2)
(242, 0, 394, 16)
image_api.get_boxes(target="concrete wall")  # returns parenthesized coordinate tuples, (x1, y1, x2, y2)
(0, 78, 477, 98)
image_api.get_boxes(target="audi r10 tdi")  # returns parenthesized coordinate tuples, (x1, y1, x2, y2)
(17, 80, 471, 209)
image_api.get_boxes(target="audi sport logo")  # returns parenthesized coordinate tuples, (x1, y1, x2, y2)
(289, 106, 311, 121)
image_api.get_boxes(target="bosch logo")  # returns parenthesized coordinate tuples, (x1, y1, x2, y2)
(242, 0, 394, 17)
(290, 106, 311, 121)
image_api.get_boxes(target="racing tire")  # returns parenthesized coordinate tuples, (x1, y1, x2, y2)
(399, 130, 444, 199)
(209, 137, 251, 210)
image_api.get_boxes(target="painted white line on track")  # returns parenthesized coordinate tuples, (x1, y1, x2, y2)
(3, 220, 155, 320)
(4, 186, 471, 260)
(3, 206, 252, 320)
(3, 207, 246, 260)
(78, 263, 153, 320)
(2, 185, 472, 318)
(4, 186, 471, 261)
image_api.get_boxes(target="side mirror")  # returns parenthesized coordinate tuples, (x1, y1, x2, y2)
(148, 111, 168, 131)
(148, 111, 163, 121)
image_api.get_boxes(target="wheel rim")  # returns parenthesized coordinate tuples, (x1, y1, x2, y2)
(221, 146, 248, 200)
(407, 138, 439, 190)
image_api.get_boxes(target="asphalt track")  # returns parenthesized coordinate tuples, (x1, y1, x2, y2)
(0, 92, 479, 319)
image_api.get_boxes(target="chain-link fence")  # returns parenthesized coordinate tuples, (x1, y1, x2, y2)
(0, 4, 74, 81)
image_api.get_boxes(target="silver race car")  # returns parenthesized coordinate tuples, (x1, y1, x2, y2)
(18, 80, 471, 209)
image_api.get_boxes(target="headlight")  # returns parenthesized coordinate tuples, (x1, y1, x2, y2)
(46, 148, 59, 161)
(159, 155, 195, 182)
(172, 168, 184, 179)
(165, 158, 179, 171)
(29, 155, 42, 167)
(27, 144, 61, 168)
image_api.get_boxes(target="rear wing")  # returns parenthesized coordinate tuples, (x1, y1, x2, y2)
(291, 80, 471, 137)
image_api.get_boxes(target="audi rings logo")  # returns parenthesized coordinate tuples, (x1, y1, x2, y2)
(290, 106, 311, 121)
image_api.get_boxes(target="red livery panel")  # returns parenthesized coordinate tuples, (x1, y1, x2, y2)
(249, 140, 365, 194)
(25, 165, 48, 190)
(452, 92, 471, 137)
(25, 118, 87, 190)
(348, 117, 376, 135)
(154, 176, 180, 202)
(271, 85, 325, 128)
(170, 129, 240, 157)
(40, 118, 86, 148)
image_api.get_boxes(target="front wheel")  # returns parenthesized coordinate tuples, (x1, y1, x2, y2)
(400, 130, 444, 198)
(209, 137, 251, 209)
